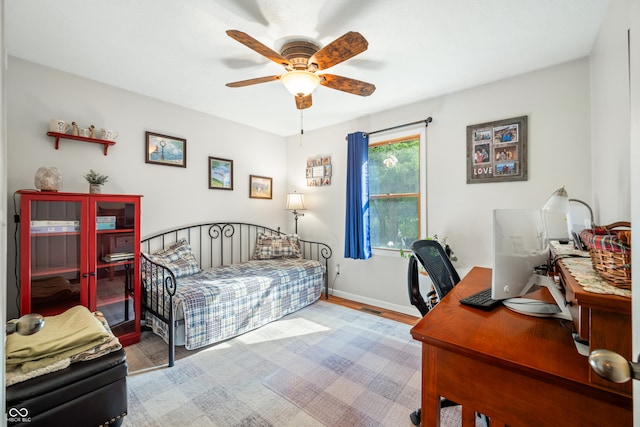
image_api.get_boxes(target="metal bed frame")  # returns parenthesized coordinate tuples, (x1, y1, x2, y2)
(140, 222, 332, 366)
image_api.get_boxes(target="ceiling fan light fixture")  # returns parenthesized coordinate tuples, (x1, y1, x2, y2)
(281, 70, 320, 96)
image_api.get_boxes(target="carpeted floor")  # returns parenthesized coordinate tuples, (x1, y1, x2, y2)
(123, 300, 474, 426)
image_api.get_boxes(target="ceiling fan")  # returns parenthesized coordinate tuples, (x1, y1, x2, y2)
(225, 30, 376, 110)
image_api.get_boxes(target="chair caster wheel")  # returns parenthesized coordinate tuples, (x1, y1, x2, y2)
(409, 408, 421, 426)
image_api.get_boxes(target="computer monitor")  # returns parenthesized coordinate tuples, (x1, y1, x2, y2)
(491, 209, 572, 320)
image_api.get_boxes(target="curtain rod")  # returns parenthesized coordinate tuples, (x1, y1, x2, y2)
(345, 117, 433, 140)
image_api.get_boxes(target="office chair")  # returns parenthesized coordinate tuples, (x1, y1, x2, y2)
(407, 239, 489, 427)
(407, 240, 460, 425)
(407, 255, 433, 316)
(410, 239, 460, 307)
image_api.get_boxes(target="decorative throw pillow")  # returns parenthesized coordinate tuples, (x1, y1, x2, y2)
(253, 233, 302, 260)
(144, 238, 200, 278)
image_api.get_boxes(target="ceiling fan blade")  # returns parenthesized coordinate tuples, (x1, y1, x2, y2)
(226, 75, 281, 88)
(309, 32, 368, 70)
(226, 30, 292, 68)
(319, 74, 376, 96)
(295, 94, 313, 110)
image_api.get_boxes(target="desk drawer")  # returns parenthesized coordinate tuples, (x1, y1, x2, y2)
(589, 308, 632, 395)
(558, 267, 589, 341)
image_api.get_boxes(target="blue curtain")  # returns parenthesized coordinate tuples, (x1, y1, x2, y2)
(344, 131, 371, 259)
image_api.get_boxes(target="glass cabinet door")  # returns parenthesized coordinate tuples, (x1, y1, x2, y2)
(20, 191, 142, 345)
(92, 200, 137, 337)
(27, 199, 84, 315)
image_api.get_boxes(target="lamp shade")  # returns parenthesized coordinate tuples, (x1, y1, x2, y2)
(280, 71, 320, 96)
(286, 192, 306, 211)
(542, 186, 570, 213)
(542, 186, 571, 240)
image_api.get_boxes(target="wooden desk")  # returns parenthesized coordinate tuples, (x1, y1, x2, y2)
(556, 258, 632, 395)
(410, 267, 632, 427)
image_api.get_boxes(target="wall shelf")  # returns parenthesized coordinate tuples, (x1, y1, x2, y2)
(47, 132, 116, 156)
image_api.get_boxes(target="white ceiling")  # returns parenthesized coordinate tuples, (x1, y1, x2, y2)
(6, 0, 610, 137)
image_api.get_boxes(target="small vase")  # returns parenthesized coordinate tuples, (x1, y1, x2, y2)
(89, 184, 102, 194)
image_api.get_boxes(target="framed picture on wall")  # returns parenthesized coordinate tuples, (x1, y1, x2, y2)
(145, 131, 186, 168)
(466, 115, 528, 184)
(306, 155, 332, 186)
(249, 175, 272, 199)
(209, 156, 233, 190)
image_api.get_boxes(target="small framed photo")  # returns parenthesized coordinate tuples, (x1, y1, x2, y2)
(209, 157, 233, 190)
(249, 175, 272, 199)
(145, 131, 186, 168)
(312, 166, 324, 178)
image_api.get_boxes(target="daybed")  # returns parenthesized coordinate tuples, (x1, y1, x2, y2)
(140, 222, 332, 367)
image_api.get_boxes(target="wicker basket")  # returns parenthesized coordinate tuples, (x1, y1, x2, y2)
(580, 221, 631, 289)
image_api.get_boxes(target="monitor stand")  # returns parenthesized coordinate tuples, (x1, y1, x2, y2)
(502, 274, 572, 321)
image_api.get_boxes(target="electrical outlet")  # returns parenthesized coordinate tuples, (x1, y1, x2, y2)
(336, 264, 340, 275)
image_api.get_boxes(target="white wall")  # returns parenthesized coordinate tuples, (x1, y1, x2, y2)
(6, 57, 290, 319)
(591, 0, 632, 224)
(288, 59, 592, 314)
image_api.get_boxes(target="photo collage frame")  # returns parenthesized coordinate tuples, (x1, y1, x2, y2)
(306, 156, 332, 186)
(466, 116, 528, 184)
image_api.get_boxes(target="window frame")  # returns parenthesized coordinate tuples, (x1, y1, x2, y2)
(368, 126, 427, 256)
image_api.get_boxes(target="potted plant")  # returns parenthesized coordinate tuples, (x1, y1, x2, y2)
(400, 235, 457, 263)
(83, 169, 109, 194)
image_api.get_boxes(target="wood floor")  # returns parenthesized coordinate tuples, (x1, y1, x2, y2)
(324, 295, 420, 326)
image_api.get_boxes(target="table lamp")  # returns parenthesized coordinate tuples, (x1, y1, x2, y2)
(542, 186, 572, 242)
(286, 192, 306, 234)
(543, 185, 595, 244)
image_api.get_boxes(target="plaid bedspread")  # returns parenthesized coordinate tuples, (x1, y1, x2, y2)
(148, 259, 324, 350)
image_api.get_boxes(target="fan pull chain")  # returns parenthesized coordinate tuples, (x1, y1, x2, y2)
(299, 109, 304, 147)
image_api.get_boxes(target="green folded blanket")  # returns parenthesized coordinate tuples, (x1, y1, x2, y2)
(6, 305, 110, 373)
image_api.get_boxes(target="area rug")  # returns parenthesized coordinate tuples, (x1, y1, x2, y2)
(262, 320, 422, 426)
(123, 300, 474, 426)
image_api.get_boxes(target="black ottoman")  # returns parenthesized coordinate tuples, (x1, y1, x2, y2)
(6, 348, 128, 427)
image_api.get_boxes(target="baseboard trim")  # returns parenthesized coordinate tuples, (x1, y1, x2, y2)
(328, 289, 419, 317)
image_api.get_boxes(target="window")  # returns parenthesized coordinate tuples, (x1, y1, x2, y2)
(368, 132, 423, 251)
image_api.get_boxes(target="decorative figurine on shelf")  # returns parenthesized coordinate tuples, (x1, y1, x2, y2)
(83, 169, 109, 194)
(49, 119, 71, 134)
(88, 125, 96, 139)
(71, 122, 79, 136)
(34, 166, 63, 192)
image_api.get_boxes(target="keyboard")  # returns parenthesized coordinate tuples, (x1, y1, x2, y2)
(459, 287, 502, 311)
